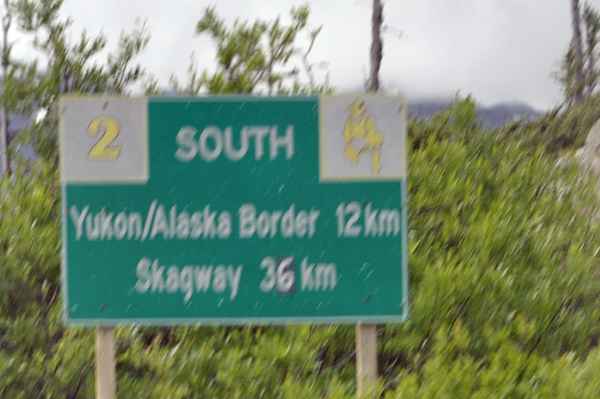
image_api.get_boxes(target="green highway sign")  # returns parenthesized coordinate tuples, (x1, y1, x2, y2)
(59, 95, 408, 326)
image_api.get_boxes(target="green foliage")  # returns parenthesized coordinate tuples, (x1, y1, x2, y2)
(115, 326, 355, 398)
(447, 93, 479, 131)
(11, 0, 149, 167)
(555, 43, 587, 106)
(170, 4, 333, 95)
(556, 1, 600, 105)
(0, 0, 149, 396)
(104, 105, 600, 397)
(3, 103, 600, 397)
(498, 93, 600, 154)
(382, 108, 600, 396)
(409, 93, 480, 150)
(583, 2, 600, 94)
(0, 162, 95, 397)
(2, 2, 600, 397)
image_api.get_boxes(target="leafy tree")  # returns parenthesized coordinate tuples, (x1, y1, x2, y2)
(554, 44, 584, 107)
(0, 0, 23, 177)
(0, 0, 10, 176)
(498, 92, 600, 154)
(170, 4, 332, 95)
(557, 1, 600, 105)
(14, 0, 149, 166)
(583, 2, 600, 94)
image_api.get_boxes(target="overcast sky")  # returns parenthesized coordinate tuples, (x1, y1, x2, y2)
(47, 1, 600, 110)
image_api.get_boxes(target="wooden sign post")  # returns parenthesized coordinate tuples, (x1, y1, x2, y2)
(96, 327, 116, 399)
(356, 323, 378, 395)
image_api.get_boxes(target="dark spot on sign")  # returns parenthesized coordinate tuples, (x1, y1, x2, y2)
(102, 101, 109, 110)
(364, 295, 372, 304)
(100, 304, 106, 313)
(362, 200, 368, 209)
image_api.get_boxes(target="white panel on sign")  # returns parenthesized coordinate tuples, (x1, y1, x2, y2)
(320, 95, 405, 181)
(59, 97, 148, 183)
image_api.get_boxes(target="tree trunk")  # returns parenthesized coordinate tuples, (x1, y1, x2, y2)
(0, 1, 10, 177)
(366, 0, 383, 93)
(584, 4, 600, 95)
(571, 0, 585, 103)
(585, 28, 597, 95)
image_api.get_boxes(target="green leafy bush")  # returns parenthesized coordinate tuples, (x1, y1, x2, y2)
(4, 97, 600, 397)
(498, 94, 600, 154)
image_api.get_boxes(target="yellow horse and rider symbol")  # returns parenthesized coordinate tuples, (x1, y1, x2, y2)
(342, 100, 384, 176)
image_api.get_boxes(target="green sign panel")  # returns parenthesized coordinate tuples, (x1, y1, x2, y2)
(59, 95, 408, 326)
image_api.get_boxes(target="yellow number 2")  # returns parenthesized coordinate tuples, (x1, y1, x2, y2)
(88, 116, 122, 160)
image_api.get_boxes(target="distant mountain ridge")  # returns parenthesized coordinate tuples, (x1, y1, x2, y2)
(407, 100, 543, 128)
